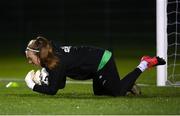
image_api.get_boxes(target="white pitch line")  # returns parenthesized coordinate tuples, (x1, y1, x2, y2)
(0, 78, 151, 86)
(66, 81, 92, 84)
(0, 78, 23, 82)
(0, 78, 92, 84)
(1, 78, 180, 87)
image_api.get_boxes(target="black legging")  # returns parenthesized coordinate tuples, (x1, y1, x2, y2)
(93, 56, 142, 96)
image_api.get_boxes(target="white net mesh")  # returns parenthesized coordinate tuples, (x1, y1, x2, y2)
(167, 0, 180, 83)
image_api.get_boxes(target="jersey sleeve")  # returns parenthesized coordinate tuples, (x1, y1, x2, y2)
(33, 65, 66, 95)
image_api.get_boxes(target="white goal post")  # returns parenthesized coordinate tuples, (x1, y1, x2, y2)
(156, 0, 180, 86)
(156, 0, 168, 86)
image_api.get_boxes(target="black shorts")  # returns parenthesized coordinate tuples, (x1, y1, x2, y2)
(92, 56, 142, 96)
(92, 56, 122, 96)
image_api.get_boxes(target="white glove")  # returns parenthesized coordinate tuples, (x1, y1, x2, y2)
(41, 68, 49, 78)
(40, 68, 49, 85)
(32, 68, 49, 85)
(32, 70, 41, 85)
(25, 70, 36, 89)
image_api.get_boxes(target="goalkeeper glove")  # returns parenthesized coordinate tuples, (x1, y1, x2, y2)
(25, 70, 36, 89)
(40, 68, 49, 85)
(32, 70, 42, 85)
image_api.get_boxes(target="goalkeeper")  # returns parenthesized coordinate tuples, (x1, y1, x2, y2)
(25, 36, 166, 96)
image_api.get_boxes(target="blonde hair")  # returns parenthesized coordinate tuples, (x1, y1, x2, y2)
(26, 36, 59, 70)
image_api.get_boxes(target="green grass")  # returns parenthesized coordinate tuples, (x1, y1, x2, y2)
(0, 82, 180, 115)
(0, 55, 180, 115)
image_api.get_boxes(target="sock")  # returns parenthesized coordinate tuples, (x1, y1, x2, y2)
(137, 61, 148, 72)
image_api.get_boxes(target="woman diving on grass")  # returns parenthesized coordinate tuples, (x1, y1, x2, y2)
(25, 36, 166, 96)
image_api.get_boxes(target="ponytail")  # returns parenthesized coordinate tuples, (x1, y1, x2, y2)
(27, 36, 59, 69)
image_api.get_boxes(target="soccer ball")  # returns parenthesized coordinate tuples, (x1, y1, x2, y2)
(32, 68, 49, 85)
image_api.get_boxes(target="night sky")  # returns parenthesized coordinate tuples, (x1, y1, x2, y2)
(0, 0, 156, 54)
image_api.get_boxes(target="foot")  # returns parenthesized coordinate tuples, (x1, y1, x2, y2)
(131, 84, 141, 95)
(126, 84, 141, 96)
(141, 56, 166, 68)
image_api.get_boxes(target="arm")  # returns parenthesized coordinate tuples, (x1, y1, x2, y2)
(33, 66, 66, 95)
(33, 77, 66, 95)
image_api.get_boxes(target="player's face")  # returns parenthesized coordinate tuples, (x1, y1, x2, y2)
(25, 50, 41, 67)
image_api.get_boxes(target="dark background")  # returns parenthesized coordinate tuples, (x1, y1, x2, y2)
(0, 0, 156, 56)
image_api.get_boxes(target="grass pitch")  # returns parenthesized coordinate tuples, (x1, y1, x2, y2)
(1, 82, 180, 115)
(0, 55, 180, 115)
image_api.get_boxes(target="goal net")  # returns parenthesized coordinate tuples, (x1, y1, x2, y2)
(157, 0, 180, 86)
